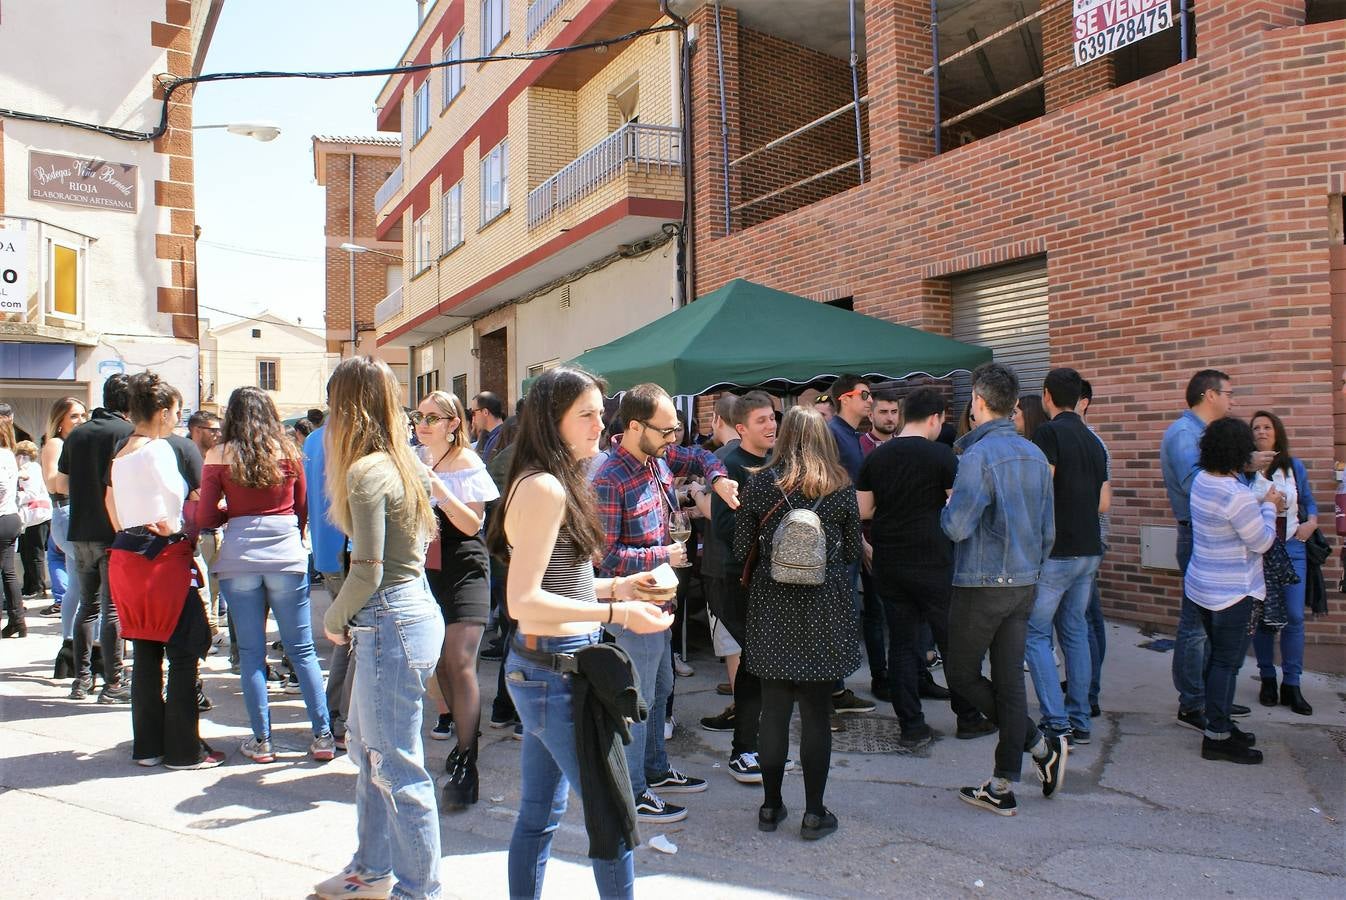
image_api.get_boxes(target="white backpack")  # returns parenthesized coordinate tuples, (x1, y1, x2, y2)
(17, 463, 52, 528)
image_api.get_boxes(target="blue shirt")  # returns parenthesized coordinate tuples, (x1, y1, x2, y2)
(827, 415, 865, 483)
(1160, 410, 1206, 523)
(302, 426, 347, 573)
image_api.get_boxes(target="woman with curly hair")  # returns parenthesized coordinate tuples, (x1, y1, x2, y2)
(198, 386, 333, 764)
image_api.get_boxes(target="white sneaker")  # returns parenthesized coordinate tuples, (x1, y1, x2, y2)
(314, 866, 394, 900)
(664, 716, 675, 741)
(673, 655, 694, 677)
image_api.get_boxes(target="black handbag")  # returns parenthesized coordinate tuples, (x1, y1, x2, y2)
(1259, 538, 1298, 632)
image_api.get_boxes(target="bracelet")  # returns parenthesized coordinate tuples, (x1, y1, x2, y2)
(607, 603, 615, 624)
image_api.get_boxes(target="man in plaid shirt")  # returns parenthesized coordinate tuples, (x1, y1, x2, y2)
(593, 383, 739, 824)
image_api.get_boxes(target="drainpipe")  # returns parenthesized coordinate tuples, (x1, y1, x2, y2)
(848, 0, 865, 182)
(930, 0, 942, 155)
(1178, 0, 1190, 63)
(348, 153, 357, 353)
(660, 0, 695, 306)
(712, 1, 732, 236)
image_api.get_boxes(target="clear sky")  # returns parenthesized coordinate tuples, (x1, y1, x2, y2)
(193, 0, 419, 331)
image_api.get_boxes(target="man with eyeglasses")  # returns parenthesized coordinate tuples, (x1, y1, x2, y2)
(1160, 369, 1271, 731)
(822, 374, 879, 717)
(470, 392, 506, 463)
(592, 382, 740, 824)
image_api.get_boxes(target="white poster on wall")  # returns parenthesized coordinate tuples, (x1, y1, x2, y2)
(0, 229, 29, 315)
(1073, 0, 1174, 67)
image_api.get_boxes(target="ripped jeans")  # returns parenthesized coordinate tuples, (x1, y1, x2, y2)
(346, 577, 446, 900)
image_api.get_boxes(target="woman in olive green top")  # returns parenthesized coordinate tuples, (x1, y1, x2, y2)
(314, 357, 445, 900)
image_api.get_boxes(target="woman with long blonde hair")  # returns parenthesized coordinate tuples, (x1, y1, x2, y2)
(198, 386, 333, 764)
(412, 389, 498, 811)
(732, 405, 861, 841)
(40, 397, 87, 628)
(314, 357, 445, 900)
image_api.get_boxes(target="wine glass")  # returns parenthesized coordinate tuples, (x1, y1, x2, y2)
(668, 509, 692, 568)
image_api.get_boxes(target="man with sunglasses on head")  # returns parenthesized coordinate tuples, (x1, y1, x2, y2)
(822, 374, 879, 716)
(592, 383, 740, 825)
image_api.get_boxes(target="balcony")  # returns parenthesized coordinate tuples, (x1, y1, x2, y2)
(374, 284, 404, 327)
(375, 162, 404, 214)
(526, 0, 567, 43)
(527, 122, 682, 229)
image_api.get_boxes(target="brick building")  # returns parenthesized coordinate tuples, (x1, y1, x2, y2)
(0, 0, 224, 431)
(312, 135, 409, 402)
(679, 1, 1346, 644)
(372, 0, 684, 411)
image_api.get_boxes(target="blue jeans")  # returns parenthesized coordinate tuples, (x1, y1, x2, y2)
(505, 631, 635, 900)
(1172, 522, 1210, 712)
(347, 577, 445, 900)
(49, 504, 82, 640)
(1085, 573, 1106, 709)
(1191, 596, 1254, 739)
(1026, 555, 1100, 734)
(1254, 538, 1307, 686)
(220, 572, 330, 740)
(612, 627, 671, 796)
(46, 512, 68, 606)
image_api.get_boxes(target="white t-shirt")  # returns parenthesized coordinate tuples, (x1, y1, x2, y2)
(110, 439, 187, 533)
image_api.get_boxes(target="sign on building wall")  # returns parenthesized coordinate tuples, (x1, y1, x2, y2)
(29, 151, 138, 213)
(0, 228, 28, 314)
(1073, 0, 1173, 67)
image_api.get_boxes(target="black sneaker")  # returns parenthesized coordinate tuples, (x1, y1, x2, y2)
(479, 639, 504, 662)
(1201, 736, 1263, 765)
(98, 682, 131, 705)
(800, 808, 839, 841)
(1176, 708, 1206, 732)
(196, 681, 213, 712)
(68, 677, 93, 700)
(700, 704, 736, 733)
(1070, 729, 1091, 746)
(871, 677, 892, 703)
(918, 672, 951, 701)
(757, 803, 787, 832)
(899, 724, 934, 749)
(634, 790, 687, 823)
(927, 651, 943, 670)
(1032, 732, 1068, 798)
(959, 781, 1018, 816)
(1091, 703, 1102, 719)
(955, 715, 997, 740)
(831, 689, 875, 714)
(648, 768, 707, 794)
(431, 712, 455, 741)
(1230, 703, 1251, 718)
(489, 711, 520, 729)
(728, 751, 762, 784)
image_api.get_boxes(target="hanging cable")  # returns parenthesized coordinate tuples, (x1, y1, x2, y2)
(0, 24, 680, 143)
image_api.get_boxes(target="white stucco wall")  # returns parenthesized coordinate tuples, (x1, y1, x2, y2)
(208, 316, 336, 418)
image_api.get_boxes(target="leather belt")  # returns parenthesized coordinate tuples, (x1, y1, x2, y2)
(510, 637, 580, 674)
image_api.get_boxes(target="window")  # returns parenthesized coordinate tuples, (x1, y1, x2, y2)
(412, 213, 432, 273)
(412, 82, 431, 143)
(443, 32, 465, 108)
(452, 373, 468, 406)
(258, 359, 279, 392)
(480, 0, 509, 55)
(47, 240, 82, 319)
(415, 369, 440, 402)
(251, 328, 261, 338)
(479, 139, 509, 227)
(442, 182, 463, 254)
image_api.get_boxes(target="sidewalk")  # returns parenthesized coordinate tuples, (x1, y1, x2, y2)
(1, 590, 1343, 899)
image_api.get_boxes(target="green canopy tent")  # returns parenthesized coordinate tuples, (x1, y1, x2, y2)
(529, 279, 991, 396)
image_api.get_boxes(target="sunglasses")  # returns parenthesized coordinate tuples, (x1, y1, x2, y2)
(840, 388, 872, 401)
(640, 420, 684, 439)
(409, 412, 456, 426)
(813, 395, 831, 404)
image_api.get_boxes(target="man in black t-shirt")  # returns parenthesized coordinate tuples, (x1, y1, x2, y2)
(1026, 368, 1109, 746)
(59, 374, 134, 701)
(857, 388, 992, 746)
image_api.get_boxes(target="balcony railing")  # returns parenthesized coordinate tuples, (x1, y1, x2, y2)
(526, 0, 566, 43)
(374, 284, 404, 326)
(527, 122, 682, 229)
(375, 162, 404, 213)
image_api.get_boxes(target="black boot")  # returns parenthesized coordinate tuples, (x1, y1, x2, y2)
(918, 670, 950, 700)
(441, 739, 479, 811)
(1258, 676, 1278, 707)
(1280, 683, 1313, 716)
(2, 599, 27, 638)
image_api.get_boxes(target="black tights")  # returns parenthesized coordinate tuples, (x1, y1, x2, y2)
(759, 678, 833, 816)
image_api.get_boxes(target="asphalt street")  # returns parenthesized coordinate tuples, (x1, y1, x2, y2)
(1, 588, 1343, 899)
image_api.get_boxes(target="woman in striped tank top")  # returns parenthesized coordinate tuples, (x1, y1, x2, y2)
(487, 366, 669, 900)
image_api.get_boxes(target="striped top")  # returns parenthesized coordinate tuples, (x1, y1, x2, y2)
(1185, 471, 1277, 611)
(540, 528, 597, 604)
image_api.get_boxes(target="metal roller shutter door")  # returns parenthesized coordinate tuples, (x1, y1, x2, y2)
(950, 258, 1050, 407)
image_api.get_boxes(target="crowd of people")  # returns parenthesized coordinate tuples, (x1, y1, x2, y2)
(0, 359, 1337, 900)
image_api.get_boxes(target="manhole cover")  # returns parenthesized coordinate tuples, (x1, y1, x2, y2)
(792, 714, 935, 755)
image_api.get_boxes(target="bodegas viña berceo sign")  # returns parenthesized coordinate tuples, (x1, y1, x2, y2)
(29, 150, 138, 213)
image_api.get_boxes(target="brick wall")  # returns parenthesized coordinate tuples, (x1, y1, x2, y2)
(322, 147, 402, 348)
(691, 1, 1346, 643)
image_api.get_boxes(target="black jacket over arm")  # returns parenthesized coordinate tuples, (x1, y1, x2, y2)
(572, 642, 646, 860)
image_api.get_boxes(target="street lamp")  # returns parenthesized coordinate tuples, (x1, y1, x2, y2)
(338, 243, 404, 351)
(192, 122, 282, 141)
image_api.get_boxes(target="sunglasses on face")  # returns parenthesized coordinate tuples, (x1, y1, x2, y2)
(409, 412, 456, 426)
(840, 388, 872, 402)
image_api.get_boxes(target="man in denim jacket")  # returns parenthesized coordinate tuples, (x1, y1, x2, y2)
(941, 363, 1067, 816)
